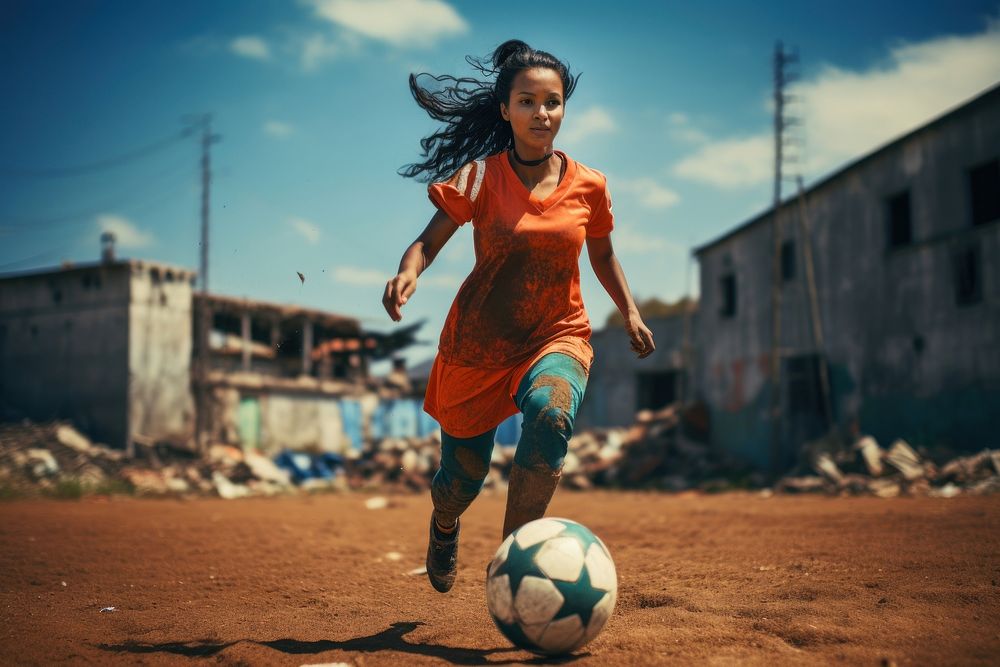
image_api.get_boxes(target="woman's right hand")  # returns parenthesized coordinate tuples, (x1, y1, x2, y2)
(383, 270, 418, 322)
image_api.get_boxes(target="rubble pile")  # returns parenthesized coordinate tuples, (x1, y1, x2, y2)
(0, 422, 130, 497)
(778, 435, 1000, 497)
(0, 420, 448, 499)
(552, 403, 749, 492)
(2, 411, 997, 500)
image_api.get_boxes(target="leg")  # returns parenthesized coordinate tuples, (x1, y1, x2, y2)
(502, 353, 588, 539)
(426, 426, 495, 592)
(430, 427, 496, 526)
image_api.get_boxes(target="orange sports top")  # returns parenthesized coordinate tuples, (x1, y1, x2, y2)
(422, 150, 614, 437)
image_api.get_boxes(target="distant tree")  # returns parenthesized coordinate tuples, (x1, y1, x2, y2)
(605, 296, 697, 327)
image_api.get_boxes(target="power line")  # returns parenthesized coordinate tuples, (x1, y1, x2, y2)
(0, 249, 72, 272)
(0, 156, 197, 230)
(0, 128, 194, 179)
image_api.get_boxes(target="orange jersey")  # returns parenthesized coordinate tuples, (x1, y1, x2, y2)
(423, 150, 614, 437)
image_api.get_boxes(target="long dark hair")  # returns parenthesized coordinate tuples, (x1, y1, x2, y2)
(399, 39, 579, 183)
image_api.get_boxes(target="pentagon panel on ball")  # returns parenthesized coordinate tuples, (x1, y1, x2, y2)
(485, 518, 617, 656)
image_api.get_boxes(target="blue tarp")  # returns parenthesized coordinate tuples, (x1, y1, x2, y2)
(274, 450, 345, 484)
(338, 398, 364, 451)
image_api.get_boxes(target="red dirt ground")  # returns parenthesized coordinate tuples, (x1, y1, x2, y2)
(1, 491, 998, 666)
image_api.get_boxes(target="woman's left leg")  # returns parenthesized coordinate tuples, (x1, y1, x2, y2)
(502, 352, 588, 539)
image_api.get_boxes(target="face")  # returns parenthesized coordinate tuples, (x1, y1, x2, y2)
(499, 67, 564, 154)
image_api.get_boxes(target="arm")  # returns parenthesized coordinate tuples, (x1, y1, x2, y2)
(586, 234, 655, 358)
(382, 208, 460, 322)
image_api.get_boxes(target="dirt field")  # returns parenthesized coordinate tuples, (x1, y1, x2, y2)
(1, 490, 998, 666)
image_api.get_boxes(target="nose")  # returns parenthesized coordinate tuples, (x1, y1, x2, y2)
(534, 104, 548, 120)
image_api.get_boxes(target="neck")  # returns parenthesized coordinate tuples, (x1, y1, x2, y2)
(510, 140, 554, 166)
(512, 146, 553, 167)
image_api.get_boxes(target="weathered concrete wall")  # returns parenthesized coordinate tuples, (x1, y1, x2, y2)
(0, 264, 130, 447)
(128, 264, 196, 446)
(696, 87, 1000, 470)
(579, 313, 697, 428)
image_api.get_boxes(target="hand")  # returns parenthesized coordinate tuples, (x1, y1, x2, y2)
(382, 271, 417, 322)
(626, 315, 655, 359)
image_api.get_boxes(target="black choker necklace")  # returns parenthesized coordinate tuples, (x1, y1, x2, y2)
(511, 147, 554, 167)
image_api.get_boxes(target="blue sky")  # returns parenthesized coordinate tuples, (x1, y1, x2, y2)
(2, 1, 999, 371)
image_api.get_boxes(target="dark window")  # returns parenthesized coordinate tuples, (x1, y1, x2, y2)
(781, 240, 796, 281)
(954, 244, 982, 306)
(636, 370, 679, 411)
(969, 159, 1000, 226)
(887, 190, 912, 248)
(720, 273, 736, 318)
(785, 354, 825, 416)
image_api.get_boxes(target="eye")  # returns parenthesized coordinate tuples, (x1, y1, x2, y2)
(547, 100, 561, 107)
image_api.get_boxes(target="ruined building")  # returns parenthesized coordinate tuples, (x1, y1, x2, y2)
(694, 82, 1000, 470)
(0, 254, 425, 452)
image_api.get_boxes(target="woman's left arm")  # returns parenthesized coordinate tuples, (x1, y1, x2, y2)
(586, 234, 655, 358)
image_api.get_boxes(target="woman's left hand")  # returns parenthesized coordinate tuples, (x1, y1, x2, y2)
(626, 316, 655, 358)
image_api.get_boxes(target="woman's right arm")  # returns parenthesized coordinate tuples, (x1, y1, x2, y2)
(382, 208, 461, 321)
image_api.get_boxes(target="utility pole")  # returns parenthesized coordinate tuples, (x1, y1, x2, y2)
(768, 42, 799, 476)
(795, 176, 834, 431)
(184, 114, 220, 451)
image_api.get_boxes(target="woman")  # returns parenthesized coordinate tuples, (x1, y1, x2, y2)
(384, 39, 655, 593)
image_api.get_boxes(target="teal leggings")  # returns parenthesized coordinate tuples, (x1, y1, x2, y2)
(431, 353, 588, 523)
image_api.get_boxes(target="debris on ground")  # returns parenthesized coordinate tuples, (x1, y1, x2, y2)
(777, 430, 1000, 498)
(1, 407, 997, 499)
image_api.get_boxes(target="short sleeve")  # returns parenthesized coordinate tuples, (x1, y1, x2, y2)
(428, 159, 486, 226)
(587, 179, 615, 238)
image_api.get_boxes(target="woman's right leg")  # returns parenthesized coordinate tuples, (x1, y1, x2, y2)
(426, 426, 496, 592)
(430, 427, 497, 526)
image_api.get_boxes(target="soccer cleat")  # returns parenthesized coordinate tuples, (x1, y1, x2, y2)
(426, 516, 460, 593)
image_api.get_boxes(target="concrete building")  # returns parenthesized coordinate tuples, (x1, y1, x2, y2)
(693, 82, 1000, 471)
(0, 259, 196, 451)
(0, 255, 425, 453)
(577, 310, 699, 429)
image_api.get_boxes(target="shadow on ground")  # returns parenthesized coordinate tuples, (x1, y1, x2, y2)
(98, 620, 587, 665)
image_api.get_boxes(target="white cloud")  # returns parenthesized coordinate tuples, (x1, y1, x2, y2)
(673, 135, 773, 189)
(264, 120, 294, 138)
(673, 20, 1000, 189)
(332, 265, 460, 288)
(287, 217, 321, 245)
(610, 227, 687, 256)
(230, 35, 271, 61)
(612, 177, 681, 209)
(308, 0, 467, 48)
(96, 214, 153, 249)
(667, 112, 709, 144)
(333, 266, 386, 286)
(301, 33, 349, 70)
(560, 106, 617, 145)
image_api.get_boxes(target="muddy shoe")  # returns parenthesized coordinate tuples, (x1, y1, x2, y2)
(426, 517, 460, 593)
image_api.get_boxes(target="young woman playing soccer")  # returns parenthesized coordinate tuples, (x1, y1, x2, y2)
(384, 39, 655, 593)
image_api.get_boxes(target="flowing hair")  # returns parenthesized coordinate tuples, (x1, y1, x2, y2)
(399, 39, 579, 183)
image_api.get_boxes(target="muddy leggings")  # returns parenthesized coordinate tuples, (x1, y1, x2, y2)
(430, 352, 588, 524)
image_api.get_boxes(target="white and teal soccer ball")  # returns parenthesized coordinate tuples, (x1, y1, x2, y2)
(485, 517, 617, 655)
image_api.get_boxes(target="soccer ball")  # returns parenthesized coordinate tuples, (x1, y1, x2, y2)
(485, 518, 617, 655)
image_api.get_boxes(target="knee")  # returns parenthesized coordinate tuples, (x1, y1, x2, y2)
(518, 389, 576, 472)
(441, 445, 490, 483)
(521, 387, 575, 439)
